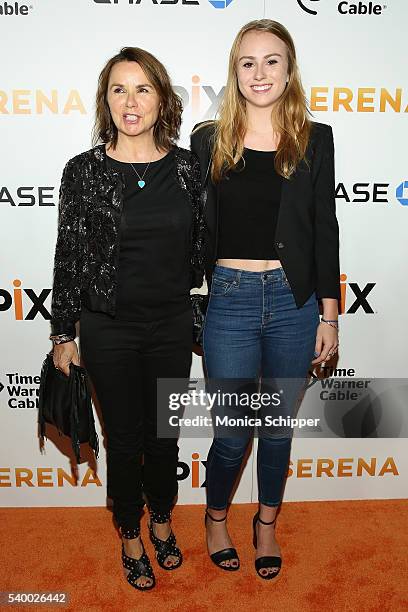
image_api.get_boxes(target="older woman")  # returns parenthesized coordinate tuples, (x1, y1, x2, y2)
(192, 20, 340, 581)
(51, 47, 204, 591)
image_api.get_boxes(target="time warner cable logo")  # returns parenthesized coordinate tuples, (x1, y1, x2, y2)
(0, 1, 33, 15)
(297, 0, 387, 15)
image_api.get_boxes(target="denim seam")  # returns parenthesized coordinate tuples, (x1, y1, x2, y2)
(202, 283, 215, 358)
(261, 275, 266, 329)
(207, 505, 229, 511)
(257, 499, 281, 507)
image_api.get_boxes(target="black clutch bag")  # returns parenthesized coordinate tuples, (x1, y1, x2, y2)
(38, 353, 99, 462)
(191, 293, 209, 345)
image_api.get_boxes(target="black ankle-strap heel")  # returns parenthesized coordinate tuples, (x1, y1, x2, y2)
(205, 509, 240, 571)
(252, 512, 282, 581)
(121, 526, 156, 591)
(148, 509, 183, 571)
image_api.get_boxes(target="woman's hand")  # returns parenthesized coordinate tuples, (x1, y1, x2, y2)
(52, 341, 80, 376)
(311, 322, 339, 365)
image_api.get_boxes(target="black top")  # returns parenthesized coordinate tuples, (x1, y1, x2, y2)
(191, 121, 340, 307)
(217, 148, 282, 260)
(107, 149, 192, 321)
(50, 145, 204, 338)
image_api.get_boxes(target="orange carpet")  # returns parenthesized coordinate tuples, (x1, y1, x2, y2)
(1, 500, 407, 612)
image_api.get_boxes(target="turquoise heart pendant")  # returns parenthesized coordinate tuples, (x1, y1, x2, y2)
(138, 180, 145, 188)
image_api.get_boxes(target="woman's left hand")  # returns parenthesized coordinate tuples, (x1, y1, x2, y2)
(311, 322, 339, 365)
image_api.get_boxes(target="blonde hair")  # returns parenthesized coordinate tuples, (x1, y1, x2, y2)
(209, 19, 311, 182)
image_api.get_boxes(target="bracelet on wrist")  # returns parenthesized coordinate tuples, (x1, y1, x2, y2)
(321, 317, 339, 329)
(50, 334, 75, 345)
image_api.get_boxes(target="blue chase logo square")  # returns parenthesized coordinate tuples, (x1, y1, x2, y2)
(396, 181, 408, 206)
(208, 0, 234, 8)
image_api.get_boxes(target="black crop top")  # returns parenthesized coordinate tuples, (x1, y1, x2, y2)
(217, 148, 282, 260)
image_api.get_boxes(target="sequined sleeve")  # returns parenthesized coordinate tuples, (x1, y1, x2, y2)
(190, 153, 205, 289)
(50, 159, 83, 339)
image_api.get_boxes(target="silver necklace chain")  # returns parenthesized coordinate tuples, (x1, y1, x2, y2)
(129, 160, 151, 188)
(122, 145, 155, 188)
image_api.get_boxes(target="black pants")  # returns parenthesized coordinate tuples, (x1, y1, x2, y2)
(80, 307, 192, 530)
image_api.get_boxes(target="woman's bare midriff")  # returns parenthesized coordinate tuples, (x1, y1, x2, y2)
(217, 259, 282, 272)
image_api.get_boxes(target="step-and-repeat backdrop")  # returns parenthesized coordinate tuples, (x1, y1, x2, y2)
(1, 0, 407, 507)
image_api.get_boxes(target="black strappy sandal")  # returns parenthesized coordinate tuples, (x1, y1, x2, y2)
(148, 509, 183, 571)
(121, 526, 156, 591)
(252, 512, 282, 580)
(205, 509, 240, 571)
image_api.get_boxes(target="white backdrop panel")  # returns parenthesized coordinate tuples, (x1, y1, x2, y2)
(1, 0, 407, 507)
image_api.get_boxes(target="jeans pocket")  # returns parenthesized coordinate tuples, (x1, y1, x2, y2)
(210, 277, 235, 296)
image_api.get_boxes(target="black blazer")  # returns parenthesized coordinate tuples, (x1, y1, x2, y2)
(190, 121, 340, 308)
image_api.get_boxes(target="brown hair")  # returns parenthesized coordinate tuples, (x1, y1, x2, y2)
(92, 47, 182, 151)
(206, 19, 311, 182)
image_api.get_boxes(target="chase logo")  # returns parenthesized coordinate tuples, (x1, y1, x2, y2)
(297, 0, 320, 15)
(208, 0, 234, 8)
(396, 181, 408, 206)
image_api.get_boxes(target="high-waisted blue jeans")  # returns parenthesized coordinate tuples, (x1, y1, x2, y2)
(203, 265, 319, 508)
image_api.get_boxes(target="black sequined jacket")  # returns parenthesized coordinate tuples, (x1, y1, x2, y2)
(51, 144, 205, 339)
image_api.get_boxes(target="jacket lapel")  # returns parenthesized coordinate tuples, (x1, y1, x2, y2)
(92, 145, 124, 212)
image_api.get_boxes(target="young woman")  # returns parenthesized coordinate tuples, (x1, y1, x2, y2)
(191, 20, 340, 580)
(51, 47, 204, 591)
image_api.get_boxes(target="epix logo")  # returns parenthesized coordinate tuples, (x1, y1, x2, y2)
(396, 181, 408, 206)
(340, 274, 376, 314)
(0, 280, 51, 320)
(178, 452, 206, 487)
